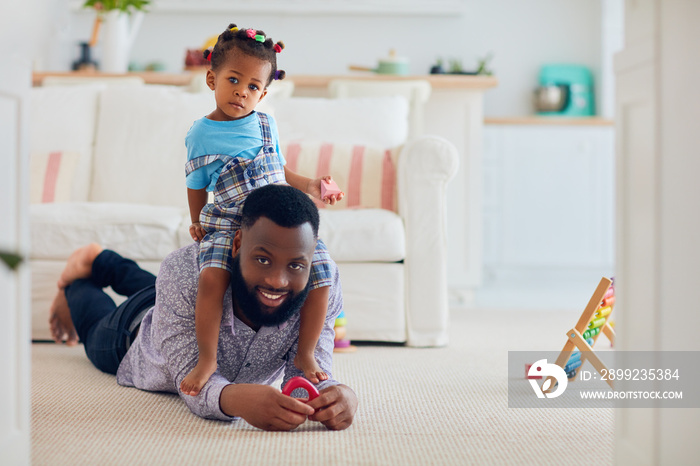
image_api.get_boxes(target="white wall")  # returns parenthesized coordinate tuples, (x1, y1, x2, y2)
(41, 0, 602, 117)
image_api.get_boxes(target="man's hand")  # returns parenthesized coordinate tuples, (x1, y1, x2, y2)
(220, 384, 315, 431)
(306, 384, 358, 430)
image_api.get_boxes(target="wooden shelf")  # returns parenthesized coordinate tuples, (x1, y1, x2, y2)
(33, 71, 498, 91)
(290, 74, 498, 90)
(32, 71, 196, 87)
(485, 116, 614, 126)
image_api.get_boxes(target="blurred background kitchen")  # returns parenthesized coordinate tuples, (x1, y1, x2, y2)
(39, 0, 620, 117)
(35, 0, 623, 311)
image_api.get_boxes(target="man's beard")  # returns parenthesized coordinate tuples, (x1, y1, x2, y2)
(230, 255, 311, 328)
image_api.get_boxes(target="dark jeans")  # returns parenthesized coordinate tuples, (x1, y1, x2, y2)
(64, 250, 156, 375)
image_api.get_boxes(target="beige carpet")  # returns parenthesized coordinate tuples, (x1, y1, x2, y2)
(32, 308, 613, 465)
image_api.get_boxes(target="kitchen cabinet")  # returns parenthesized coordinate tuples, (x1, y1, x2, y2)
(481, 120, 615, 292)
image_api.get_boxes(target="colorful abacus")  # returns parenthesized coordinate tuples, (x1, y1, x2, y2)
(543, 277, 616, 391)
(333, 309, 356, 353)
(564, 350, 582, 379)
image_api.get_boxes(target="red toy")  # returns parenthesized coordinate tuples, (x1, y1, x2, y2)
(282, 376, 320, 401)
(525, 363, 542, 379)
(321, 178, 341, 200)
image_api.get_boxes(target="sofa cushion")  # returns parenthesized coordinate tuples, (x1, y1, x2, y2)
(90, 86, 215, 208)
(336, 262, 406, 342)
(30, 203, 188, 261)
(273, 96, 409, 147)
(30, 151, 81, 203)
(281, 141, 400, 213)
(30, 85, 103, 201)
(318, 209, 405, 262)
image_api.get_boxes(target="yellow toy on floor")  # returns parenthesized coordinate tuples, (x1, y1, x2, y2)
(333, 309, 356, 353)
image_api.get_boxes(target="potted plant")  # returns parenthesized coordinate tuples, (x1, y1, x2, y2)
(82, 1, 151, 73)
(83, 0, 151, 14)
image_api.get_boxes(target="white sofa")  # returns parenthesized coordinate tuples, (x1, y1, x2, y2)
(29, 83, 458, 346)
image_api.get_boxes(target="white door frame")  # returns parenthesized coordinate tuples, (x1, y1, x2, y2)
(0, 55, 32, 466)
(614, 0, 700, 464)
(0, 1, 56, 463)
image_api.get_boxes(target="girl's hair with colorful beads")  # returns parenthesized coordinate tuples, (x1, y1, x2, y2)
(203, 23, 286, 85)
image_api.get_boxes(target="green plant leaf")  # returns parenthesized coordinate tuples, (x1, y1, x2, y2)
(0, 251, 22, 271)
(82, 0, 151, 13)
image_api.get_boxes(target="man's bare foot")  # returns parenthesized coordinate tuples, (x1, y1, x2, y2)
(48, 288, 79, 346)
(294, 352, 328, 384)
(180, 359, 217, 396)
(57, 243, 103, 288)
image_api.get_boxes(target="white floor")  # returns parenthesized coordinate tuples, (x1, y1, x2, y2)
(472, 269, 608, 311)
(32, 307, 615, 465)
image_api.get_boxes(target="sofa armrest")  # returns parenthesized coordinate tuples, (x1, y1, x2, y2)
(397, 136, 459, 346)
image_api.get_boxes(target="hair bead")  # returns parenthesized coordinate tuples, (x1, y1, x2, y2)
(210, 23, 285, 85)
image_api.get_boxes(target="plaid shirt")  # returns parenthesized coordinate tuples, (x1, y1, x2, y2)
(185, 113, 332, 289)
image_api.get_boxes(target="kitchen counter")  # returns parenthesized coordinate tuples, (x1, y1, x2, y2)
(290, 73, 498, 90)
(485, 116, 614, 126)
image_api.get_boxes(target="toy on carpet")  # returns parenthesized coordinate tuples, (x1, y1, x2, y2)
(527, 277, 616, 391)
(333, 309, 356, 353)
(282, 376, 319, 400)
(525, 363, 542, 379)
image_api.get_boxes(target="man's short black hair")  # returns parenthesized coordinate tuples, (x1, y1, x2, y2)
(240, 184, 320, 237)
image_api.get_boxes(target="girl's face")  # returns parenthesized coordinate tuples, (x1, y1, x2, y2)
(206, 47, 271, 121)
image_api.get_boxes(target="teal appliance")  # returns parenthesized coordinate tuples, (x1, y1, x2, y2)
(535, 64, 595, 116)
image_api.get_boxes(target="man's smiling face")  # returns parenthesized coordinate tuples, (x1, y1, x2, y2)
(231, 216, 317, 329)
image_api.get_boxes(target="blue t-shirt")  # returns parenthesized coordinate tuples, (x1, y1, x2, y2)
(185, 111, 286, 191)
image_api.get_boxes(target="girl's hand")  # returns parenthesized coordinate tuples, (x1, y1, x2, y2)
(189, 222, 206, 241)
(309, 176, 345, 205)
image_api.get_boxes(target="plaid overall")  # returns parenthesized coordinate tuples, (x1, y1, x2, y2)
(185, 113, 332, 289)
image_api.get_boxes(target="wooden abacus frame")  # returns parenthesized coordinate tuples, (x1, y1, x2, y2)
(545, 277, 616, 391)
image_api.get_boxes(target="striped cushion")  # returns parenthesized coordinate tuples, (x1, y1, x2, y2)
(30, 151, 81, 204)
(281, 142, 401, 213)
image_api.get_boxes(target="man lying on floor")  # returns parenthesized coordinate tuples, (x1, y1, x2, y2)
(48, 184, 358, 431)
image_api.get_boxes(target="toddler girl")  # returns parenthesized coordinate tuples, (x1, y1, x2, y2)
(181, 23, 344, 396)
